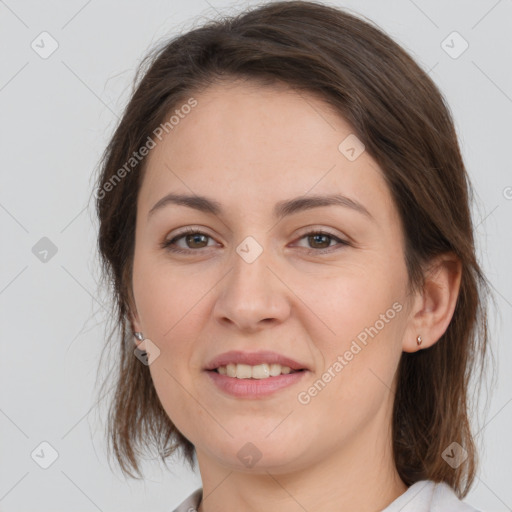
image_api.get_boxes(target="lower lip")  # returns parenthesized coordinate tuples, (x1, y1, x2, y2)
(205, 370, 308, 398)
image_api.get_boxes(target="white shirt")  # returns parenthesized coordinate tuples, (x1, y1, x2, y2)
(172, 480, 482, 512)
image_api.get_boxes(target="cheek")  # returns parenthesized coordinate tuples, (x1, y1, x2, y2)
(131, 251, 210, 416)
(293, 262, 406, 404)
(292, 260, 404, 345)
(295, 291, 405, 444)
(131, 249, 209, 338)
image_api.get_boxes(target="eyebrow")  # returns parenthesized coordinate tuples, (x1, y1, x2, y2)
(147, 192, 374, 221)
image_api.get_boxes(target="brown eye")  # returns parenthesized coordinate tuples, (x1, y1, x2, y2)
(184, 233, 209, 249)
(161, 228, 217, 253)
(293, 230, 350, 254)
(307, 233, 333, 249)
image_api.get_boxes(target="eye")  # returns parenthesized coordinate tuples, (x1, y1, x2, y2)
(293, 230, 350, 254)
(160, 227, 350, 255)
(161, 227, 219, 254)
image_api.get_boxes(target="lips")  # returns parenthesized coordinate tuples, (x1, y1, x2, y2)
(204, 350, 308, 372)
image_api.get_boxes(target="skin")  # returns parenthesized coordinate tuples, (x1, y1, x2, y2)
(130, 79, 462, 512)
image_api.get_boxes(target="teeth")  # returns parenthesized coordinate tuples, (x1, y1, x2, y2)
(217, 363, 296, 379)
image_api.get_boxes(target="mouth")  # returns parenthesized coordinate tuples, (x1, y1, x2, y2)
(203, 351, 309, 398)
(205, 368, 307, 398)
(209, 363, 304, 379)
(204, 350, 308, 373)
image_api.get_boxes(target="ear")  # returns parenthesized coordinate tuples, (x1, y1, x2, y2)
(402, 252, 462, 353)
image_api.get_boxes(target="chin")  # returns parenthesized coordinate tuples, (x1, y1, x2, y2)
(200, 435, 312, 474)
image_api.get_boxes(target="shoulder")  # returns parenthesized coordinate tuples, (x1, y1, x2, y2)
(430, 481, 482, 512)
(172, 487, 203, 512)
(173, 482, 484, 512)
(382, 480, 483, 512)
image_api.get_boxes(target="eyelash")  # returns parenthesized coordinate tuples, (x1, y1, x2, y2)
(160, 227, 350, 255)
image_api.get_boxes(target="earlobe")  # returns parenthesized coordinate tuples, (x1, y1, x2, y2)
(402, 252, 462, 353)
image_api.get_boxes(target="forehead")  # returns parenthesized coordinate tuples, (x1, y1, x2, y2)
(138, 80, 397, 226)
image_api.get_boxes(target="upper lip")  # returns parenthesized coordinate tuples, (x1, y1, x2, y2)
(204, 350, 309, 371)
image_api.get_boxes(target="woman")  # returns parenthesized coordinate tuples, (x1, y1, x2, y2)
(94, 1, 490, 511)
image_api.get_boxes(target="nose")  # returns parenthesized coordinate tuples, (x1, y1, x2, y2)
(212, 242, 292, 333)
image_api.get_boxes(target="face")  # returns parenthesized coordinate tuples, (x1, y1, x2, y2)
(130, 80, 415, 473)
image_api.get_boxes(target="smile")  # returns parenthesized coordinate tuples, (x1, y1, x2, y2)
(205, 367, 307, 398)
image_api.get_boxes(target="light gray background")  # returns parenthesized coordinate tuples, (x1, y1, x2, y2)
(0, 0, 511, 511)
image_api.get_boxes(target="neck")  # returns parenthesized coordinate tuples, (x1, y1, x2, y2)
(195, 420, 407, 512)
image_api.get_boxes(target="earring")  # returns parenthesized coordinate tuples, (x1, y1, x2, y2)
(416, 335, 423, 346)
(133, 332, 147, 358)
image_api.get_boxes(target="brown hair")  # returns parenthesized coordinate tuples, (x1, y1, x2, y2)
(93, 0, 492, 497)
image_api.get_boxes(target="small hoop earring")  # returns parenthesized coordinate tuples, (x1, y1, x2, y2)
(134, 332, 144, 341)
(416, 335, 423, 346)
